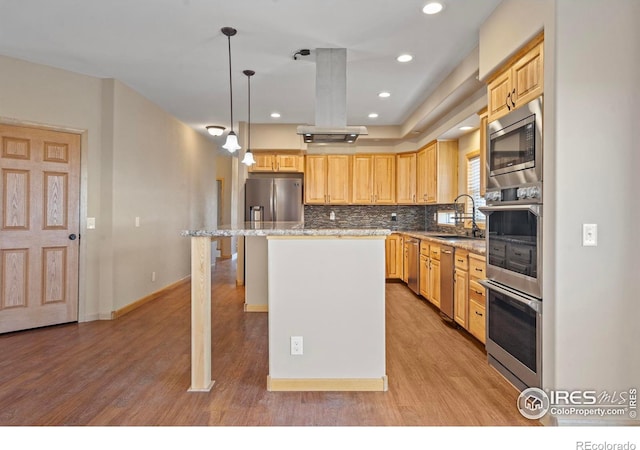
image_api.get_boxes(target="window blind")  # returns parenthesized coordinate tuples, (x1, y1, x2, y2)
(467, 155, 486, 222)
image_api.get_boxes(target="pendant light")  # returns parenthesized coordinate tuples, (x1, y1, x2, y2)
(221, 27, 241, 153)
(241, 70, 256, 166)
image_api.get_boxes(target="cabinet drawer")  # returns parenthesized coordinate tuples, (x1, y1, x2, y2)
(455, 249, 468, 271)
(469, 254, 486, 279)
(469, 279, 486, 306)
(429, 245, 440, 261)
(468, 300, 486, 344)
(420, 240, 429, 256)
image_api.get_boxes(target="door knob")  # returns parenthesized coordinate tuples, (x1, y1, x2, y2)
(68, 234, 77, 240)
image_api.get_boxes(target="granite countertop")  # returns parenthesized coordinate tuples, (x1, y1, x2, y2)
(181, 222, 391, 238)
(392, 230, 486, 255)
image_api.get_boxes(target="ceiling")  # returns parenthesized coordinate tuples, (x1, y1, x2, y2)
(0, 0, 501, 141)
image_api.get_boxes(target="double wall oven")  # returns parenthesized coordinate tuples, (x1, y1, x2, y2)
(480, 96, 543, 391)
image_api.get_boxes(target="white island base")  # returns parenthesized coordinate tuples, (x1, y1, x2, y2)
(266, 235, 388, 391)
(183, 224, 389, 392)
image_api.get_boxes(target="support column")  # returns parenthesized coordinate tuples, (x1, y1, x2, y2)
(188, 236, 215, 392)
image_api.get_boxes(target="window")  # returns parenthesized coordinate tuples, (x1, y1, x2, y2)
(466, 151, 486, 224)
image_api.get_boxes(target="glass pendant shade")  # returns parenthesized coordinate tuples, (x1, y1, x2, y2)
(242, 150, 256, 166)
(222, 131, 241, 152)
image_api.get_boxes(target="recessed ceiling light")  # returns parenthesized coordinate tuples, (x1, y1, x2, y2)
(459, 126, 474, 131)
(368, 113, 379, 119)
(422, 2, 444, 14)
(270, 112, 281, 118)
(205, 125, 225, 136)
(397, 54, 413, 63)
(378, 91, 391, 98)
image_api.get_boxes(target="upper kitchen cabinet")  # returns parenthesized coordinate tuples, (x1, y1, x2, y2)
(352, 154, 396, 204)
(487, 33, 544, 122)
(248, 152, 304, 173)
(304, 154, 351, 204)
(421, 140, 458, 204)
(396, 152, 417, 204)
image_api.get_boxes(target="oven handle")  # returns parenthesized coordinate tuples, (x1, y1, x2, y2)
(479, 204, 542, 216)
(478, 279, 542, 313)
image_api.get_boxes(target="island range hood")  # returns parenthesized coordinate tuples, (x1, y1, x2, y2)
(297, 48, 367, 144)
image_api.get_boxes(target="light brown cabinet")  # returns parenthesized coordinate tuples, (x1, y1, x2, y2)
(427, 141, 458, 204)
(304, 155, 351, 204)
(249, 152, 304, 173)
(419, 241, 430, 298)
(352, 154, 396, 204)
(453, 249, 469, 329)
(402, 239, 410, 284)
(385, 233, 403, 279)
(396, 153, 417, 204)
(468, 253, 487, 344)
(487, 34, 544, 122)
(427, 244, 441, 308)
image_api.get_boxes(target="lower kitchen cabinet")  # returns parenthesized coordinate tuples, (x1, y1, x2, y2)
(385, 233, 403, 279)
(402, 239, 410, 283)
(468, 253, 487, 344)
(468, 299, 486, 344)
(428, 245, 441, 308)
(453, 249, 469, 328)
(419, 253, 429, 298)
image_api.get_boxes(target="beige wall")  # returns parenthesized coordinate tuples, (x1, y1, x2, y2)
(110, 80, 217, 310)
(0, 55, 218, 319)
(457, 129, 481, 196)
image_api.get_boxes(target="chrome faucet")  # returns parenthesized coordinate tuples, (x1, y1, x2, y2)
(454, 194, 482, 238)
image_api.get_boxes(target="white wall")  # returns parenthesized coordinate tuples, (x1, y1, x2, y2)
(110, 81, 217, 310)
(554, 0, 640, 397)
(0, 55, 218, 319)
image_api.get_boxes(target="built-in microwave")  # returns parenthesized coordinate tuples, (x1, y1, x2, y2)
(486, 96, 542, 191)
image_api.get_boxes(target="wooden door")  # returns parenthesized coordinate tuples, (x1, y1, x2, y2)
(425, 144, 437, 203)
(248, 153, 274, 172)
(352, 155, 373, 204)
(0, 124, 80, 333)
(454, 269, 468, 328)
(373, 155, 395, 204)
(416, 148, 427, 204)
(512, 42, 543, 108)
(396, 153, 416, 204)
(326, 155, 350, 204)
(487, 69, 512, 121)
(429, 259, 441, 308)
(385, 234, 402, 279)
(419, 255, 429, 298)
(304, 155, 327, 204)
(276, 154, 303, 172)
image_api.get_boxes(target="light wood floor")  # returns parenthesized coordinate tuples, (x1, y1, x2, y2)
(0, 258, 537, 426)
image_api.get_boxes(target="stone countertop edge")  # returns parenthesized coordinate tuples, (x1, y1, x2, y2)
(394, 230, 487, 256)
(181, 228, 391, 238)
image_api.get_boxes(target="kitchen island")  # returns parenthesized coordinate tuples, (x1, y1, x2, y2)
(181, 223, 390, 392)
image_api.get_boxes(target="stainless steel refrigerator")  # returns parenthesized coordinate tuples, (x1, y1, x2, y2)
(245, 177, 303, 222)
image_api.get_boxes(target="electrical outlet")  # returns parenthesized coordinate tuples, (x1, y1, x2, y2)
(290, 336, 303, 355)
(151, 271, 156, 282)
(135, 216, 140, 227)
(329, 211, 336, 221)
(391, 213, 397, 221)
(582, 224, 597, 246)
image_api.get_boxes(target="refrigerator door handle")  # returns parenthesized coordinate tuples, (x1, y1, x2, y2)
(273, 182, 277, 222)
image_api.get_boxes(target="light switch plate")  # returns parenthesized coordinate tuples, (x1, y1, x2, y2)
(582, 223, 597, 246)
(87, 217, 96, 229)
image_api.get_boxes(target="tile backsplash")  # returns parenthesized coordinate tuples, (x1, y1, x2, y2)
(304, 204, 467, 233)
